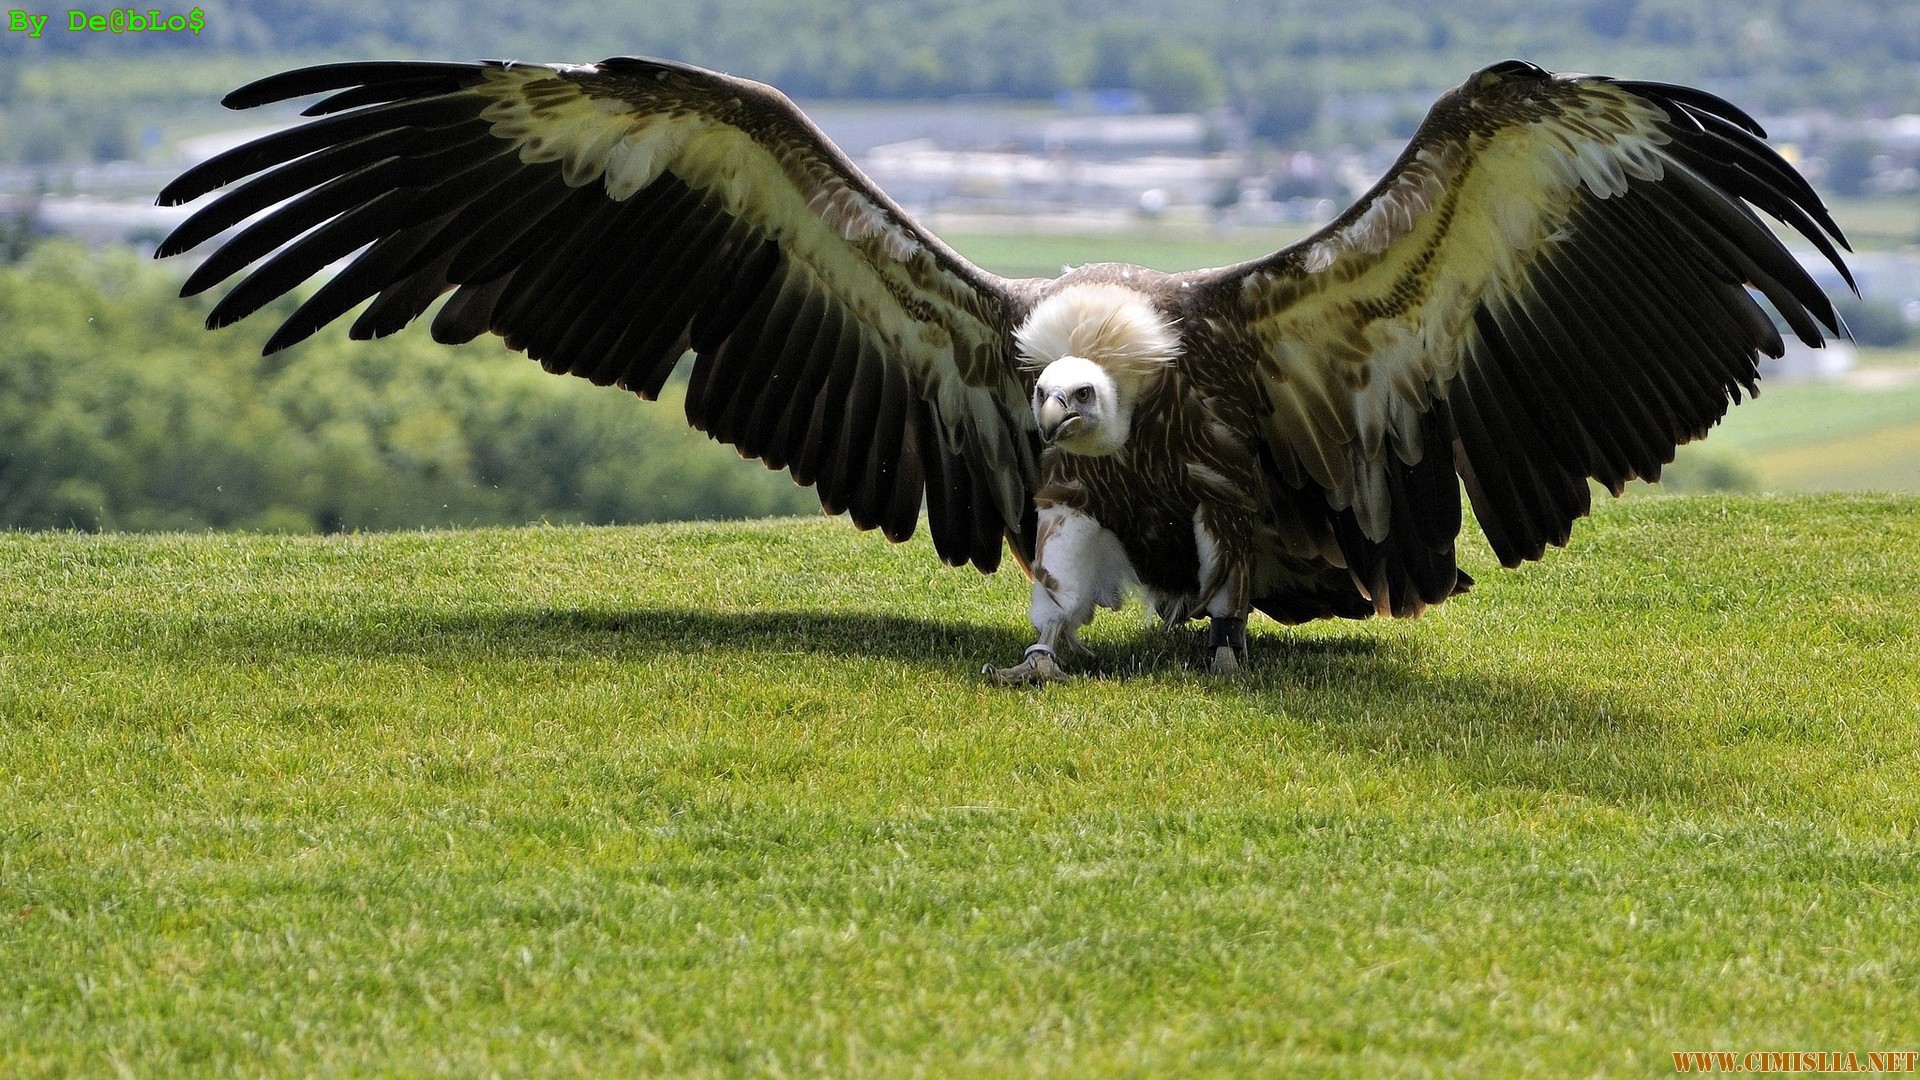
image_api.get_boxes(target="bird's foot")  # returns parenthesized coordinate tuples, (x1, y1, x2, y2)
(1208, 615, 1247, 678)
(1210, 644, 1242, 677)
(984, 643, 1066, 686)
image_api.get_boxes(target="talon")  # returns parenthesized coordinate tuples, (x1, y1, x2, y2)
(985, 643, 1066, 686)
(1210, 644, 1242, 677)
(1207, 616, 1247, 677)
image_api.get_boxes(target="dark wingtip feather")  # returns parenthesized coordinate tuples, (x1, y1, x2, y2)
(259, 319, 315, 356)
(180, 253, 237, 297)
(1617, 79, 1767, 138)
(153, 228, 199, 261)
(222, 61, 485, 111)
(1635, 78, 1857, 306)
(156, 169, 215, 208)
(157, 94, 489, 208)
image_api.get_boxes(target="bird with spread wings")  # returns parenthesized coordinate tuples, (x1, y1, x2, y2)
(156, 57, 1852, 682)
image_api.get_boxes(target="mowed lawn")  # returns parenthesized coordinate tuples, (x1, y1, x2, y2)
(3, 496, 1918, 1076)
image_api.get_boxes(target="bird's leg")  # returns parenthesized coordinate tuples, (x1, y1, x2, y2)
(1192, 525, 1251, 676)
(1208, 614, 1248, 676)
(984, 506, 1127, 686)
(984, 635, 1067, 686)
(1193, 511, 1252, 677)
(984, 584, 1093, 686)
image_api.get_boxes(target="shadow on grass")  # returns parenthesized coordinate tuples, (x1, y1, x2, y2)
(420, 606, 1037, 669)
(156, 602, 1675, 803)
(1051, 618, 1682, 805)
(444, 609, 1661, 765)
(412, 607, 1417, 692)
(1256, 654, 1683, 806)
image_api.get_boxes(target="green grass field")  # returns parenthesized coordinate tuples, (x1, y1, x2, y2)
(1671, 370, 1920, 494)
(944, 228, 1315, 280)
(1815, 197, 1920, 253)
(3, 496, 1918, 1076)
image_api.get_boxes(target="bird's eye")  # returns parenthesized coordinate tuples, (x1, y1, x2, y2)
(1074, 386, 1095, 404)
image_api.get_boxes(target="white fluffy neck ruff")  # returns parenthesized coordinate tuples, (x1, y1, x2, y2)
(1016, 283, 1180, 386)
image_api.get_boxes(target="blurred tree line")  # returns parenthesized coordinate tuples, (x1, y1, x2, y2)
(0, 243, 819, 532)
(5, 0, 1920, 163)
(0, 235, 1790, 538)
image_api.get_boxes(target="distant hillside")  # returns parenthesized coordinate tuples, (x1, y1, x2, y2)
(2, 0, 1918, 163)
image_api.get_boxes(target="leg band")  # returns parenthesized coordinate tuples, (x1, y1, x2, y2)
(1024, 643, 1056, 661)
(1209, 616, 1246, 651)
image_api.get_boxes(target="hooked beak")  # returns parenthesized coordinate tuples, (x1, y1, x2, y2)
(1037, 392, 1078, 444)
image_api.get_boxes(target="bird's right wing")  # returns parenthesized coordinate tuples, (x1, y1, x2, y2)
(1185, 62, 1850, 594)
(157, 58, 1044, 571)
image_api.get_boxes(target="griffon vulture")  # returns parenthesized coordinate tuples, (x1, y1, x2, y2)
(155, 57, 1853, 682)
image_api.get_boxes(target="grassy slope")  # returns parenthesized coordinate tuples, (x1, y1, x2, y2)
(1678, 377, 1920, 494)
(2, 496, 1918, 1076)
(943, 229, 1316, 280)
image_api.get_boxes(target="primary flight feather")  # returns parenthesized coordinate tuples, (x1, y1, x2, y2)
(156, 56, 1852, 681)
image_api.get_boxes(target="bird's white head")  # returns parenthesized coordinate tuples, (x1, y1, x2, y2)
(1032, 356, 1124, 456)
(1016, 282, 1179, 458)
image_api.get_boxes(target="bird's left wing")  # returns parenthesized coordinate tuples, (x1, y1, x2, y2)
(156, 58, 1041, 571)
(1183, 61, 1852, 601)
